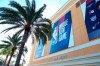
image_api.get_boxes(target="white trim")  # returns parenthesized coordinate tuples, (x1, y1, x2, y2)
(51, 0, 71, 19)
(52, 0, 80, 23)
(29, 53, 100, 66)
(33, 39, 100, 61)
(68, 25, 74, 47)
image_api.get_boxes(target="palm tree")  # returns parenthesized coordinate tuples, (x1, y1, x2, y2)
(0, 0, 52, 66)
(0, 47, 11, 65)
(0, 58, 3, 65)
(20, 46, 28, 66)
(0, 44, 28, 66)
(0, 34, 22, 66)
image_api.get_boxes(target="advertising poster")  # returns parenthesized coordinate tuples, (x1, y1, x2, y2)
(81, 0, 100, 40)
(35, 39, 44, 58)
(50, 11, 74, 53)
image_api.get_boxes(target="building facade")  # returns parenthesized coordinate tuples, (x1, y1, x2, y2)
(28, 0, 100, 66)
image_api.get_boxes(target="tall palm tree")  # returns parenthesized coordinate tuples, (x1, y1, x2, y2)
(20, 46, 28, 66)
(0, 34, 22, 66)
(0, 0, 52, 66)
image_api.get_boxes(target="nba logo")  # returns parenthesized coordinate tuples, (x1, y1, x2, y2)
(53, 26, 58, 42)
(52, 26, 59, 45)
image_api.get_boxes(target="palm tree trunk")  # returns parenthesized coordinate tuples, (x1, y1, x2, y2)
(15, 30, 29, 66)
(4, 53, 9, 65)
(7, 49, 15, 66)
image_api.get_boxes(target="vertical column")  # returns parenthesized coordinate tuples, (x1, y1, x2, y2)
(76, 0, 89, 44)
(44, 37, 50, 56)
(71, 3, 89, 46)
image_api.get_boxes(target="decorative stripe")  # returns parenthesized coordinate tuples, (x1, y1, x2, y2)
(33, 39, 100, 61)
(29, 53, 100, 66)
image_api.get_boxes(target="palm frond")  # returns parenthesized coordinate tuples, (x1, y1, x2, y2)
(0, 13, 15, 18)
(32, 31, 39, 42)
(40, 26, 52, 40)
(23, 6, 32, 23)
(0, 17, 23, 24)
(13, 36, 22, 46)
(0, 21, 21, 25)
(34, 27, 47, 44)
(31, 0, 35, 12)
(33, 19, 52, 40)
(0, 7, 21, 21)
(14, 28, 24, 36)
(0, 43, 11, 48)
(25, 0, 31, 10)
(37, 4, 46, 15)
(32, 4, 46, 22)
(6, 35, 14, 44)
(0, 13, 21, 20)
(42, 18, 52, 25)
(9, 1, 27, 20)
(39, 31, 47, 45)
(1, 40, 12, 45)
(0, 25, 22, 33)
(0, 44, 7, 48)
(0, 48, 11, 55)
(0, 7, 18, 16)
(6, 34, 22, 47)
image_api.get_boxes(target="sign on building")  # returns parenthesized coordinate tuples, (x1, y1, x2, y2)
(35, 39, 44, 58)
(50, 11, 74, 53)
(81, 0, 100, 40)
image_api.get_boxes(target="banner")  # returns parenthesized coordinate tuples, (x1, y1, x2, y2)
(35, 39, 44, 58)
(50, 11, 74, 53)
(81, 0, 100, 40)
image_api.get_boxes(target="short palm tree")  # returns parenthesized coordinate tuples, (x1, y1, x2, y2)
(0, 0, 52, 66)
(0, 44, 28, 66)
(0, 34, 22, 66)
(0, 47, 11, 65)
(0, 58, 3, 65)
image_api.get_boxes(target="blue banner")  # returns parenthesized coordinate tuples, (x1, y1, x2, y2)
(35, 39, 44, 58)
(50, 11, 72, 53)
(85, 0, 100, 40)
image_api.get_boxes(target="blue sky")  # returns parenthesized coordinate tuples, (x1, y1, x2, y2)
(0, 0, 69, 18)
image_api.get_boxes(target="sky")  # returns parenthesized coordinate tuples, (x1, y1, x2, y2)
(0, 0, 69, 66)
(0, 0, 69, 18)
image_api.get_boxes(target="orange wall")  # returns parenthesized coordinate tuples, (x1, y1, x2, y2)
(28, 0, 100, 65)
(29, 44, 100, 64)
